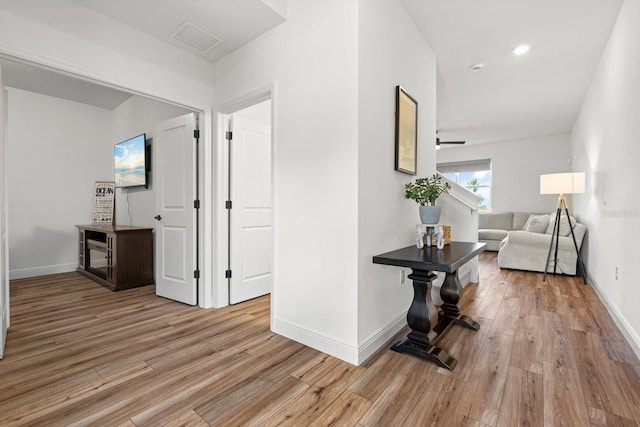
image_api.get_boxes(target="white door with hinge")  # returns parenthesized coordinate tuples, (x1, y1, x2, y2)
(229, 115, 272, 304)
(154, 113, 198, 305)
(0, 65, 9, 358)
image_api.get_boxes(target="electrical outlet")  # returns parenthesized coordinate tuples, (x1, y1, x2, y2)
(615, 266, 619, 280)
(400, 269, 406, 285)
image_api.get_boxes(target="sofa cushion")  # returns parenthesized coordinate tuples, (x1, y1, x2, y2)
(524, 214, 550, 233)
(512, 212, 533, 230)
(545, 213, 576, 236)
(479, 229, 508, 241)
(479, 212, 513, 230)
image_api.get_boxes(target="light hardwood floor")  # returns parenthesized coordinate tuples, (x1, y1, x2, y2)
(1, 253, 639, 426)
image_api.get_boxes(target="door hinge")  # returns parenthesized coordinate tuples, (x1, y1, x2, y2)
(225, 270, 232, 279)
(225, 200, 232, 209)
(194, 200, 200, 209)
(225, 131, 232, 141)
(194, 269, 200, 279)
(193, 129, 200, 139)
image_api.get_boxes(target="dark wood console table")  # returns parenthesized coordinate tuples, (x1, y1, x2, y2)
(373, 242, 486, 370)
(77, 224, 153, 292)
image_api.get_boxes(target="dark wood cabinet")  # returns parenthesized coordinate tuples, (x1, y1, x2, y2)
(76, 224, 153, 291)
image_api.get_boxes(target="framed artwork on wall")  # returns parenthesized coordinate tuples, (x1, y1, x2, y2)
(93, 181, 115, 224)
(395, 85, 418, 175)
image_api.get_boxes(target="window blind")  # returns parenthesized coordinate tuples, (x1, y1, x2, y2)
(437, 159, 491, 173)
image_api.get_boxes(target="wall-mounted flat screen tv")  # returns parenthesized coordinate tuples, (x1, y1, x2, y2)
(114, 133, 147, 188)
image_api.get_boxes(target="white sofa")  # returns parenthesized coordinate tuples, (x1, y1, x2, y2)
(479, 212, 533, 251)
(480, 211, 587, 275)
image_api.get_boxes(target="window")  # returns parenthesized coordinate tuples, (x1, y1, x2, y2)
(437, 159, 492, 211)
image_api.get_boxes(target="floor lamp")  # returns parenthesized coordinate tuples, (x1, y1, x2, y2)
(540, 172, 587, 284)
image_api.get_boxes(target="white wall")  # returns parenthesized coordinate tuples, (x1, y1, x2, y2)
(7, 88, 112, 278)
(571, 0, 640, 355)
(1, 63, 10, 354)
(356, 0, 436, 361)
(436, 134, 573, 213)
(111, 95, 191, 228)
(211, 0, 360, 362)
(234, 100, 271, 126)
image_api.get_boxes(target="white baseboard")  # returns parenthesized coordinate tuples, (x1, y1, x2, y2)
(272, 312, 408, 367)
(588, 274, 640, 360)
(272, 317, 359, 365)
(10, 263, 77, 280)
(0, 305, 6, 359)
(356, 311, 407, 365)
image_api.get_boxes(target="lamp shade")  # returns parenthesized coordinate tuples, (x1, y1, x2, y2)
(540, 172, 585, 195)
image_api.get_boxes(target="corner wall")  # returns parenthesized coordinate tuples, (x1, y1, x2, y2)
(210, 1, 361, 362)
(436, 134, 572, 213)
(571, 0, 640, 355)
(356, 0, 437, 362)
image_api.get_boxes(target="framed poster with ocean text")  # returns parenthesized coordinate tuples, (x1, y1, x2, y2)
(93, 181, 115, 224)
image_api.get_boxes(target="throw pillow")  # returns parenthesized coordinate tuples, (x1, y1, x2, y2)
(524, 214, 550, 234)
(558, 215, 576, 236)
(545, 213, 576, 236)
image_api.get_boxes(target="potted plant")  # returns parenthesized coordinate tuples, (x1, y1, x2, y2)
(404, 174, 451, 223)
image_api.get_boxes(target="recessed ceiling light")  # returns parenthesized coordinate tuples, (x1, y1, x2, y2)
(470, 63, 484, 72)
(512, 44, 530, 56)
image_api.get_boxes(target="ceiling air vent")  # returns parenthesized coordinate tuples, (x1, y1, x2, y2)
(169, 21, 224, 53)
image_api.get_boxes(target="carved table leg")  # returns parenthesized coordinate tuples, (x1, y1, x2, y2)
(440, 271, 479, 331)
(391, 269, 457, 370)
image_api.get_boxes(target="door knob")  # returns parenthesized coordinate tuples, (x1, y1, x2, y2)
(154, 215, 162, 221)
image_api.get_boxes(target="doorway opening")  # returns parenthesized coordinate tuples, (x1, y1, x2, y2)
(226, 100, 272, 306)
(1, 56, 205, 323)
(214, 87, 274, 318)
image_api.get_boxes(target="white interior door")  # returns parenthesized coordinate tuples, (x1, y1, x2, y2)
(154, 113, 198, 305)
(229, 114, 272, 304)
(0, 65, 9, 358)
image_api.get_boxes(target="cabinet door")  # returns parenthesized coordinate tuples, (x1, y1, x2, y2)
(79, 229, 85, 269)
(106, 234, 115, 283)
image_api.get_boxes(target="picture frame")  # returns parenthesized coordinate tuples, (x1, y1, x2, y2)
(395, 85, 418, 175)
(92, 181, 115, 224)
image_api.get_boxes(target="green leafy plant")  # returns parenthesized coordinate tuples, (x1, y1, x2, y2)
(404, 174, 451, 206)
(467, 178, 479, 193)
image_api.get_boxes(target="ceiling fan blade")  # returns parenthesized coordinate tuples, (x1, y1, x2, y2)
(436, 137, 466, 145)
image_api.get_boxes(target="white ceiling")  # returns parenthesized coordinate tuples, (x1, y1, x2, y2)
(1, 0, 286, 110)
(402, 0, 622, 145)
(0, 59, 133, 110)
(78, 0, 287, 64)
(1, 0, 623, 144)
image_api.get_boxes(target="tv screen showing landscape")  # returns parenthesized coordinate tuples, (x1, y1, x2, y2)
(114, 133, 146, 188)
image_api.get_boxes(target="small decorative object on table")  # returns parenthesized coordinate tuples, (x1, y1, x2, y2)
(442, 224, 451, 243)
(415, 225, 425, 249)
(421, 224, 451, 247)
(436, 226, 445, 249)
(404, 174, 451, 224)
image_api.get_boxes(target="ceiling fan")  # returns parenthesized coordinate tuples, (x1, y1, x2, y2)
(436, 131, 466, 149)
